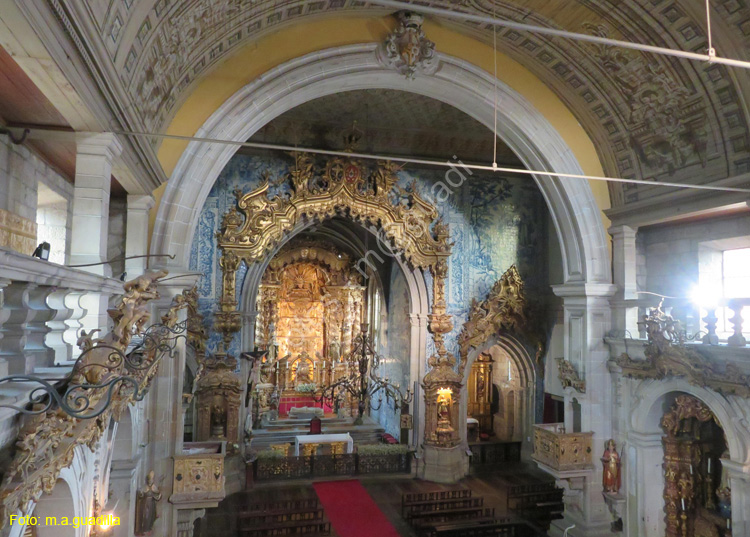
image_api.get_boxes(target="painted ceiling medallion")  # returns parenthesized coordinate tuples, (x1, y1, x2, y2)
(377, 11, 439, 79)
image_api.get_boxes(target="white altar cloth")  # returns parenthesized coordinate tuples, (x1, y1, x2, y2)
(294, 433, 354, 456)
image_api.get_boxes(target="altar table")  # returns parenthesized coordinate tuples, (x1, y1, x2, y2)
(294, 433, 354, 456)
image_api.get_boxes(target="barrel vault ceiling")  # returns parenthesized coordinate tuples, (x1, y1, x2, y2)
(10, 0, 750, 217)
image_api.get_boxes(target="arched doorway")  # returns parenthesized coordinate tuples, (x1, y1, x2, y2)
(30, 479, 77, 537)
(628, 381, 750, 537)
(240, 220, 422, 441)
(463, 335, 537, 456)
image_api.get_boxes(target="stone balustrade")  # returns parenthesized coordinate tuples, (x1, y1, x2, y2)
(532, 423, 593, 472)
(0, 247, 122, 454)
(618, 296, 750, 347)
(170, 441, 227, 504)
(0, 246, 121, 373)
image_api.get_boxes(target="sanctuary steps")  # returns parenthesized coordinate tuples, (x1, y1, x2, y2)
(250, 416, 386, 451)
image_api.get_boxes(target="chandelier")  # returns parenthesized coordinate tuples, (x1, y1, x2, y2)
(317, 323, 413, 425)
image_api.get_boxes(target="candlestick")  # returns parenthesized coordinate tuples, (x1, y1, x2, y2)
(681, 498, 685, 511)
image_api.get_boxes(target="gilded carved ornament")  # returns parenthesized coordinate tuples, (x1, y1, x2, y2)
(615, 305, 750, 398)
(215, 152, 452, 348)
(557, 358, 586, 393)
(660, 394, 716, 438)
(0, 273, 189, 526)
(456, 265, 546, 376)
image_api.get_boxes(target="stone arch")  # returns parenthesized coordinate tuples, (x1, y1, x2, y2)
(626, 379, 750, 537)
(151, 43, 610, 287)
(460, 334, 537, 456)
(236, 217, 430, 445)
(631, 379, 748, 462)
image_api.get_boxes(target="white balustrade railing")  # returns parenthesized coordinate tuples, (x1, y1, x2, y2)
(0, 247, 122, 374)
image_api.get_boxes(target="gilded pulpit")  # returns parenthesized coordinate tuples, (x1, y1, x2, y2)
(468, 352, 494, 433)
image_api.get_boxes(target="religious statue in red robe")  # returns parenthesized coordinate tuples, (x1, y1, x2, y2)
(602, 439, 622, 493)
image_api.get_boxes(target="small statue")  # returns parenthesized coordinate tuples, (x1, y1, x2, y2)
(135, 470, 162, 535)
(210, 404, 227, 438)
(601, 439, 622, 494)
(437, 395, 452, 430)
(329, 340, 341, 363)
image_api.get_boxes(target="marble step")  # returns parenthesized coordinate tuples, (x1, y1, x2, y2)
(250, 420, 386, 451)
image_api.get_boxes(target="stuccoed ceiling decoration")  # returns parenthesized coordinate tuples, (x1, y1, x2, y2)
(56, 0, 750, 210)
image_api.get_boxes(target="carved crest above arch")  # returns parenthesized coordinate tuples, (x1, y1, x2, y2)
(456, 265, 545, 375)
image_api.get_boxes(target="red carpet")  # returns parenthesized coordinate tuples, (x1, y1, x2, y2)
(314, 480, 400, 537)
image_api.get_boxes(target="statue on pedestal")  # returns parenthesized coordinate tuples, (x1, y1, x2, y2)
(601, 439, 622, 494)
(135, 470, 162, 536)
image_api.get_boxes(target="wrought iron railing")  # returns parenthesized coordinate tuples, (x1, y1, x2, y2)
(249, 452, 411, 481)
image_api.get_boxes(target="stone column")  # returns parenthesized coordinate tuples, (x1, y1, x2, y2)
(142, 272, 198, 537)
(70, 134, 122, 334)
(625, 431, 665, 537)
(125, 195, 155, 278)
(724, 459, 750, 537)
(609, 225, 639, 337)
(408, 312, 428, 450)
(550, 282, 617, 537)
(70, 133, 122, 276)
(0, 279, 11, 377)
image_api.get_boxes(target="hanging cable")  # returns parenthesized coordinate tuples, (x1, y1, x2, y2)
(110, 129, 750, 194)
(369, 0, 750, 70)
(492, 0, 499, 170)
(705, 0, 716, 60)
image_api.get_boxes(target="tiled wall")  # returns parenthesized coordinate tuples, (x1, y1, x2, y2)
(189, 152, 553, 428)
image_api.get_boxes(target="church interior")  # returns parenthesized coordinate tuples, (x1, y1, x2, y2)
(0, 1, 749, 537)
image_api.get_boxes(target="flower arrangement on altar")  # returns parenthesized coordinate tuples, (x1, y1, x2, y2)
(296, 383, 317, 393)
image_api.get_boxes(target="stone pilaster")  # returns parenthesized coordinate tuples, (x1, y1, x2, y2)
(549, 282, 618, 537)
(70, 133, 123, 276)
(609, 225, 639, 337)
(125, 195, 155, 277)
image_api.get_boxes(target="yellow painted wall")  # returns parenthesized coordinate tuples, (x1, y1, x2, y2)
(150, 16, 612, 248)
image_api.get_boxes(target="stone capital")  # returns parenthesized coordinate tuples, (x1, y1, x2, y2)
(127, 194, 156, 212)
(75, 132, 123, 160)
(607, 224, 638, 240)
(552, 282, 617, 300)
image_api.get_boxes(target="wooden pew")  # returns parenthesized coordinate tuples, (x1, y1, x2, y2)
(237, 499, 331, 537)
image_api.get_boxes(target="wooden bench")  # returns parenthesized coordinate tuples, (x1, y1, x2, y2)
(411, 507, 497, 530)
(421, 518, 541, 537)
(238, 519, 331, 537)
(238, 508, 326, 527)
(402, 489, 472, 516)
(244, 499, 321, 513)
(237, 499, 330, 537)
(507, 484, 564, 529)
(404, 497, 485, 518)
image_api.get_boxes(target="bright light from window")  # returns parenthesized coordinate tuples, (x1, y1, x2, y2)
(695, 247, 750, 339)
(690, 283, 721, 309)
